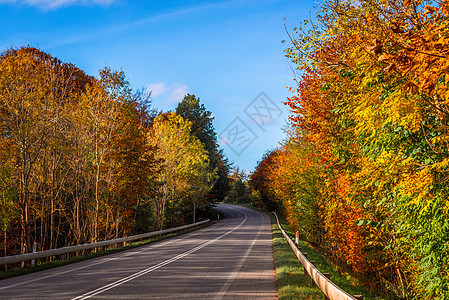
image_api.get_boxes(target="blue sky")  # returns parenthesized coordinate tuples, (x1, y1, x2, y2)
(0, 0, 313, 172)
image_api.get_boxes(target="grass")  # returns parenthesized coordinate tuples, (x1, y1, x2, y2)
(211, 203, 386, 299)
(0, 221, 213, 280)
(272, 213, 386, 300)
(272, 215, 324, 299)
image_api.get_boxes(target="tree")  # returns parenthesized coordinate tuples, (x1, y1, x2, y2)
(175, 94, 231, 202)
(147, 112, 215, 230)
(0, 46, 201, 260)
(282, 0, 449, 296)
(249, 150, 281, 212)
(75, 68, 130, 242)
(268, 135, 325, 246)
(0, 47, 90, 254)
(104, 91, 159, 237)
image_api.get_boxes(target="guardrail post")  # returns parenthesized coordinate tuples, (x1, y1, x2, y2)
(310, 261, 316, 286)
(31, 242, 37, 266)
(323, 273, 330, 300)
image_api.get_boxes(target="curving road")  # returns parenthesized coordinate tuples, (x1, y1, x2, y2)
(0, 204, 277, 299)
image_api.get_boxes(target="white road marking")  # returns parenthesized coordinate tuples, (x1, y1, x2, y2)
(0, 219, 229, 292)
(71, 211, 248, 300)
(214, 207, 264, 300)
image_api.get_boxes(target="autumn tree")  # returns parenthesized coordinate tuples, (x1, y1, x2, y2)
(0, 47, 91, 254)
(0, 46, 229, 269)
(249, 150, 281, 212)
(268, 134, 326, 246)
(147, 112, 215, 229)
(74, 68, 128, 242)
(280, 0, 449, 297)
(108, 91, 159, 235)
(0, 47, 161, 258)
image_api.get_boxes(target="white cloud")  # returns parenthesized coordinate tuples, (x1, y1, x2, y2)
(167, 83, 189, 104)
(146, 82, 167, 98)
(146, 82, 189, 110)
(0, 0, 116, 9)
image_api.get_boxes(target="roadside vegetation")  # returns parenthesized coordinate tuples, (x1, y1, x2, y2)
(272, 213, 386, 300)
(232, 202, 383, 299)
(251, 0, 449, 298)
(271, 214, 321, 299)
(0, 47, 231, 263)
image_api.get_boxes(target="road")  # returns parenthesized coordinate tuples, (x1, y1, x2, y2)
(0, 204, 277, 299)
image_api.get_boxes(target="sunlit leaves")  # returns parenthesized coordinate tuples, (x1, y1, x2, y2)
(147, 112, 215, 229)
(279, 0, 449, 297)
(0, 47, 221, 258)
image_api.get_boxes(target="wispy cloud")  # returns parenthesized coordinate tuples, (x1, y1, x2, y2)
(166, 83, 189, 104)
(48, 0, 249, 47)
(146, 82, 167, 98)
(0, 0, 116, 9)
(218, 137, 229, 147)
(147, 82, 189, 110)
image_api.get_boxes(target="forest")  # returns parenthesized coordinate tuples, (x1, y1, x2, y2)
(0, 47, 231, 259)
(2, 0, 449, 298)
(251, 0, 449, 299)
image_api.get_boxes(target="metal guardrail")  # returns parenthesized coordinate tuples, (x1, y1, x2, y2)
(272, 212, 362, 300)
(0, 219, 210, 266)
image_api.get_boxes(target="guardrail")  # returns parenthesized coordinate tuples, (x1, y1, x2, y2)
(0, 219, 210, 266)
(272, 212, 362, 300)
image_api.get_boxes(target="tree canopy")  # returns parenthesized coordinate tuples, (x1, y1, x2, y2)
(252, 0, 449, 298)
(147, 112, 215, 229)
(175, 94, 231, 202)
(0, 47, 228, 261)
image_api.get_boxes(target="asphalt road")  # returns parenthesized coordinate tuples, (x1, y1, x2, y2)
(0, 204, 277, 299)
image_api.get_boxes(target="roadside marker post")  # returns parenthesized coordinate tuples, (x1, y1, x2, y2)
(295, 231, 299, 246)
(272, 211, 362, 300)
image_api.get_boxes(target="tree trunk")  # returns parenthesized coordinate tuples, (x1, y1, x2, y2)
(3, 230, 6, 257)
(95, 164, 100, 242)
(50, 197, 54, 249)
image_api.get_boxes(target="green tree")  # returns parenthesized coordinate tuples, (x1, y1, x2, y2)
(175, 94, 231, 202)
(226, 167, 251, 203)
(227, 179, 251, 204)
